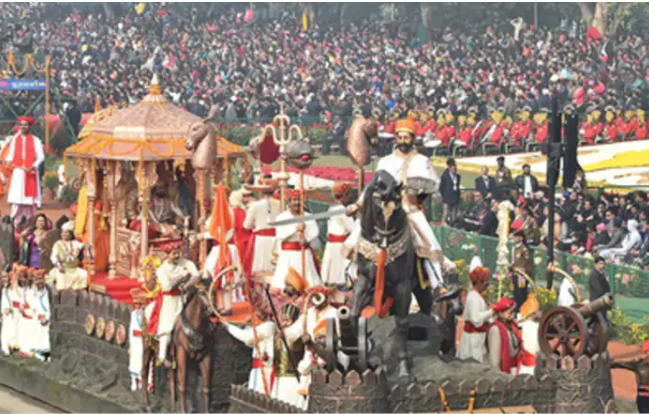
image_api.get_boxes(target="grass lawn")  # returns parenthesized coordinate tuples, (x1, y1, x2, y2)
(616, 296, 649, 323)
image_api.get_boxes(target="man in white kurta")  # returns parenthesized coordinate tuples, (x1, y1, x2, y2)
(457, 267, 493, 363)
(516, 295, 540, 376)
(243, 182, 281, 276)
(321, 183, 355, 285)
(271, 190, 322, 289)
(3, 117, 45, 221)
(47, 221, 88, 291)
(145, 242, 199, 367)
(203, 213, 244, 309)
(225, 311, 276, 395)
(18, 272, 36, 357)
(345, 116, 443, 284)
(129, 299, 145, 391)
(1, 273, 20, 355)
(31, 272, 50, 361)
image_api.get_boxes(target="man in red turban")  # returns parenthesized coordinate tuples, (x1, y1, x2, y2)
(487, 297, 521, 374)
(457, 266, 493, 362)
(4, 116, 44, 222)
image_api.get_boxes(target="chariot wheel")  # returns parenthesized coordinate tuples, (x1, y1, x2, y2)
(571, 303, 609, 355)
(325, 317, 337, 371)
(538, 306, 589, 358)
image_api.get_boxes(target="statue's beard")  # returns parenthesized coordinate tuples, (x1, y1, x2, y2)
(397, 143, 414, 153)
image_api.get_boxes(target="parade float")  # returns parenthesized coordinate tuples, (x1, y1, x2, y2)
(0, 95, 620, 414)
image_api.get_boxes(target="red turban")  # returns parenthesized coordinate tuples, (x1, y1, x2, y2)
(469, 267, 490, 283)
(492, 297, 516, 313)
(286, 189, 301, 199)
(17, 116, 35, 126)
(161, 240, 183, 254)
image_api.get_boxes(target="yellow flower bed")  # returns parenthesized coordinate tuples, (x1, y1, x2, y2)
(584, 149, 649, 172)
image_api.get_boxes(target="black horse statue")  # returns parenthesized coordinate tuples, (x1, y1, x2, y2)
(351, 170, 416, 378)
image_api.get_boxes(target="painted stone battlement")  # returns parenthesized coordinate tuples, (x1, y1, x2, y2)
(229, 353, 616, 413)
(229, 385, 305, 413)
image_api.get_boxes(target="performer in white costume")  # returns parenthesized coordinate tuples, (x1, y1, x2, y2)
(3, 116, 45, 221)
(17, 268, 35, 357)
(457, 266, 494, 362)
(242, 179, 280, 276)
(345, 115, 443, 285)
(46, 221, 88, 291)
(31, 270, 50, 361)
(0, 272, 10, 355)
(224, 290, 277, 396)
(516, 294, 540, 376)
(1, 268, 20, 355)
(128, 288, 147, 391)
(321, 183, 355, 285)
(271, 190, 322, 289)
(145, 240, 199, 367)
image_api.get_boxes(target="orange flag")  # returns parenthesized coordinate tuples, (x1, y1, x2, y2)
(209, 183, 233, 272)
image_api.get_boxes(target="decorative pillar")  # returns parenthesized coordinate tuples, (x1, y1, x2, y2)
(496, 200, 513, 298)
(136, 162, 158, 272)
(108, 161, 118, 279)
(85, 159, 97, 286)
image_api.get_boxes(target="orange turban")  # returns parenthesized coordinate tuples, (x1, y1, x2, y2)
(285, 268, 308, 293)
(395, 114, 418, 135)
(332, 182, 352, 198)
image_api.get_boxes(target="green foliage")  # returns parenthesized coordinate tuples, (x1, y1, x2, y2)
(43, 171, 59, 192)
(58, 185, 78, 203)
(536, 286, 558, 313)
(610, 306, 649, 346)
(44, 153, 60, 173)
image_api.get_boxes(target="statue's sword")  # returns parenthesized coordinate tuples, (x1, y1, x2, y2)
(268, 207, 347, 227)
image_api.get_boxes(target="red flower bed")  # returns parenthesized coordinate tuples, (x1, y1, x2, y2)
(262, 166, 372, 186)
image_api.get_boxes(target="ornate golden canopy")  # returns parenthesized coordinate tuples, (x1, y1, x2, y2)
(65, 75, 245, 162)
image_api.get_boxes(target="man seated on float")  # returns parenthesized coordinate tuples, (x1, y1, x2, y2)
(46, 221, 88, 291)
(345, 114, 443, 285)
(202, 210, 244, 315)
(270, 190, 322, 290)
(128, 182, 187, 239)
(144, 240, 199, 368)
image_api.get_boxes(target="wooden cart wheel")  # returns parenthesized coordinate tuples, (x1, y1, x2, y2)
(538, 307, 589, 358)
(325, 317, 337, 372)
(571, 303, 609, 355)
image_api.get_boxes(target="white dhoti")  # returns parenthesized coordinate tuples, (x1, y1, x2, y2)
(273, 376, 304, 409)
(1, 289, 20, 355)
(32, 289, 50, 358)
(227, 321, 276, 395)
(46, 267, 88, 291)
(251, 232, 277, 275)
(516, 320, 539, 376)
(129, 309, 145, 388)
(321, 240, 349, 285)
(457, 290, 493, 363)
(18, 290, 36, 356)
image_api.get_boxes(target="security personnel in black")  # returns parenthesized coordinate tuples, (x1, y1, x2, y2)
(511, 232, 533, 312)
(496, 156, 513, 200)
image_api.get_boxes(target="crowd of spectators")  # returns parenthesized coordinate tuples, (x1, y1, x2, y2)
(0, 2, 648, 132)
(446, 157, 649, 270)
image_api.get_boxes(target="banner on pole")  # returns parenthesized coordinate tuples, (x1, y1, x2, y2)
(0, 79, 47, 91)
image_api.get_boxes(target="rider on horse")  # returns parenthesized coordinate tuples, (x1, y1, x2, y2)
(345, 114, 444, 302)
(145, 240, 199, 368)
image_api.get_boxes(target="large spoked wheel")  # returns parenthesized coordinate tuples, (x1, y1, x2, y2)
(539, 306, 589, 358)
(571, 303, 609, 355)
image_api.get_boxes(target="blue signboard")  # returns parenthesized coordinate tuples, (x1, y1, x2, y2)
(0, 79, 47, 91)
